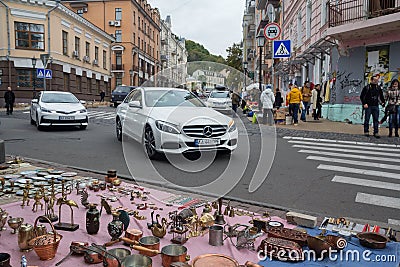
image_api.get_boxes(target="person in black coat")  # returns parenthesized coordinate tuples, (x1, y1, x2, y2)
(274, 89, 283, 109)
(4, 86, 15, 115)
(100, 90, 105, 102)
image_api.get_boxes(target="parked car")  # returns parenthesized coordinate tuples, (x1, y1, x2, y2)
(30, 91, 88, 130)
(115, 87, 238, 159)
(205, 90, 233, 114)
(111, 85, 136, 107)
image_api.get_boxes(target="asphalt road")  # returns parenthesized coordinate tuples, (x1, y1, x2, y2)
(0, 107, 398, 225)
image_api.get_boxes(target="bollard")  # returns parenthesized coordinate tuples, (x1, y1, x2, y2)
(0, 140, 4, 164)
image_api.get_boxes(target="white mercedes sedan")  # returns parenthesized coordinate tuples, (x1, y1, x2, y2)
(116, 87, 238, 159)
(30, 91, 88, 130)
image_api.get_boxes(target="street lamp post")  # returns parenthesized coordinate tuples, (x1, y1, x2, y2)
(257, 31, 265, 110)
(31, 56, 37, 98)
(243, 61, 248, 92)
(129, 69, 134, 86)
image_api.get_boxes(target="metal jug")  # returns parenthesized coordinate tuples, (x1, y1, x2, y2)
(18, 223, 34, 251)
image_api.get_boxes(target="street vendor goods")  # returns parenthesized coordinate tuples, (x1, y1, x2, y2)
(258, 237, 304, 262)
(267, 226, 308, 247)
(357, 232, 389, 249)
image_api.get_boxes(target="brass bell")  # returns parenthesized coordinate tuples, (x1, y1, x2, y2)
(211, 201, 218, 209)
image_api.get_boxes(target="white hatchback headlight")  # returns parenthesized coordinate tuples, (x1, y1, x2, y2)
(41, 107, 53, 113)
(155, 121, 180, 134)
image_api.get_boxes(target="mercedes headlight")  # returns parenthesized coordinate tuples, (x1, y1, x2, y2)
(155, 121, 180, 134)
(41, 107, 53, 113)
(79, 109, 87, 113)
(228, 120, 236, 132)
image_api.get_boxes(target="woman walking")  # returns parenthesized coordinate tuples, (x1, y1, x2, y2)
(386, 79, 400, 137)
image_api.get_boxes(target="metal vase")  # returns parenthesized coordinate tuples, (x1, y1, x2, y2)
(209, 225, 224, 246)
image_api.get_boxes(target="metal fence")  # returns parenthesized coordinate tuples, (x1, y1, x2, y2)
(328, 0, 400, 27)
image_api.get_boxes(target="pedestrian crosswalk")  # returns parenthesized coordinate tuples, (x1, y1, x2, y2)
(87, 110, 115, 120)
(284, 136, 400, 224)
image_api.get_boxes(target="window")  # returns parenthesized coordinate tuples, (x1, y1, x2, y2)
(138, 37, 140, 48)
(85, 42, 90, 57)
(15, 22, 44, 50)
(95, 46, 99, 62)
(144, 22, 147, 34)
(77, 76, 82, 92)
(133, 33, 135, 45)
(138, 16, 140, 28)
(133, 11, 136, 24)
(116, 51, 122, 66)
(116, 73, 123, 86)
(62, 31, 68, 55)
(97, 80, 100, 93)
(141, 40, 144, 50)
(75, 37, 80, 56)
(115, 30, 122, 42)
(115, 8, 122, 21)
(321, 0, 328, 26)
(144, 41, 146, 52)
(88, 78, 92, 93)
(306, 0, 312, 39)
(297, 12, 302, 46)
(16, 69, 43, 88)
(103, 50, 107, 69)
(63, 73, 70, 91)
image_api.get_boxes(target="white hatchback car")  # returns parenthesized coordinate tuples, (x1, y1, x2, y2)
(206, 90, 232, 114)
(116, 87, 238, 159)
(30, 91, 88, 130)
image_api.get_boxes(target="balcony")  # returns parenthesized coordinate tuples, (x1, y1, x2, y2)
(247, 24, 256, 37)
(161, 55, 168, 62)
(111, 64, 124, 71)
(327, 0, 400, 41)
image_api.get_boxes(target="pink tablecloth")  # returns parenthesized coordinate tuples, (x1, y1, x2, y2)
(0, 182, 294, 266)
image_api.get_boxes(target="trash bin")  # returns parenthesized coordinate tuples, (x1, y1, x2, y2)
(285, 115, 292, 125)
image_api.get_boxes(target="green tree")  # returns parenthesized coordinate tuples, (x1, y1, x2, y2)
(186, 40, 227, 64)
(226, 42, 243, 72)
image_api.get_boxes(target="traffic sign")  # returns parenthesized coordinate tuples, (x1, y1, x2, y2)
(37, 68, 52, 79)
(273, 40, 291, 58)
(264, 23, 281, 41)
(45, 69, 52, 79)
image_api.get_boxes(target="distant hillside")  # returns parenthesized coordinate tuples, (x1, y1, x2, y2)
(186, 40, 226, 64)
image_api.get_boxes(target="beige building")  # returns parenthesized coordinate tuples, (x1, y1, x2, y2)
(0, 0, 114, 102)
(63, 0, 161, 89)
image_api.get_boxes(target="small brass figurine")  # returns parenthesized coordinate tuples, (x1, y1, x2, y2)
(32, 191, 43, 212)
(21, 183, 31, 207)
(54, 196, 79, 231)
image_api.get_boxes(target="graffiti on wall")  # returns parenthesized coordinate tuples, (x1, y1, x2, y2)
(365, 46, 390, 87)
(336, 71, 363, 95)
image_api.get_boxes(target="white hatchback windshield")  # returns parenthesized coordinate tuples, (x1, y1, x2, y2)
(210, 91, 230, 98)
(41, 93, 79, 103)
(145, 90, 205, 107)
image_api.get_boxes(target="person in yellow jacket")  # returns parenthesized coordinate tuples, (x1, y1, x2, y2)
(287, 86, 303, 125)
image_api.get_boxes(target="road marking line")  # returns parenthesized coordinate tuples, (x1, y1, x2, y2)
(23, 111, 30, 114)
(332, 175, 400, 191)
(87, 111, 109, 115)
(356, 193, 400, 209)
(289, 140, 400, 152)
(388, 219, 400, 225)
(98, 115, 115, 120)
(317, 164, 400, 180)
(299, 150, 400, 163)
(293, 145, 400, 158)
(308, 156, 400, 171)
(284, 136, 397, 147)
(89, 113, 114, 118)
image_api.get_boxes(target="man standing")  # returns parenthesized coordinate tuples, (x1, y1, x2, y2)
(300, 81, 312, 122)
(231, 91, 240, 113)
(100, 90, 105, 102)
(4, 86, 15, 115)
(260, 85, 275, 125)
(360, 75, 385, 138)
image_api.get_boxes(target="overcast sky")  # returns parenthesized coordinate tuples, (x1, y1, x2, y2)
(147, 0, 245, 58)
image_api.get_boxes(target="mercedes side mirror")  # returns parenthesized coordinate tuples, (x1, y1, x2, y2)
(129, 100, 142, 108)
(80, 100, 86, 104)
(31, 99, 38, 104)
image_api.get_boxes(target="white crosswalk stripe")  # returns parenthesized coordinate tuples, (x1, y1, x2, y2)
(286, 136, 400, 214)
(87, 110, 115, 120)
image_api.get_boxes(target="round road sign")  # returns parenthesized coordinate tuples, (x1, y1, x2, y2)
(264, 22, 281, 41)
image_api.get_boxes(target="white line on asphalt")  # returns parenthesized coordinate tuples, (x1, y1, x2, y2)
(98, 115, 115, 120)
(317, 164, 400, 180)
(293, 145, 400, 158)
(23, 111, 30, 114)
(89, 113, 114, 118)
(308, 156, 400, 171)
(299, 150, 400, 163)
(289, 140, 400, 152)
(87, 111, 110, 115)
(332, 175, 400, 191)
(388, 219, 400, 226)
(356, 193, 400, 209)
(284, 136, 398, 147)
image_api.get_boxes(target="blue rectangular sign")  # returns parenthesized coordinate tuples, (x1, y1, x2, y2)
(36, 68, 45, 78)
(273, 40, 291, 58)
(44, 69, 52, 79)
(37, 68, 52, 79)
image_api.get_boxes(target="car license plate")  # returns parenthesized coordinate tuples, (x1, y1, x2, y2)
(59, 116, 74, 120)
(195, 139, 220, 146)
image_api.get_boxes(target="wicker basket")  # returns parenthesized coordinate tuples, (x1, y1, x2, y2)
(28, 216, 63, 261)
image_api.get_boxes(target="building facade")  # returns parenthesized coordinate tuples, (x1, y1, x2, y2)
(242, 0, 256, 82)
(0, 0, 113, 103)
(192, 69, 225, 88)
(63, 0, 161, 89)
(160, 15, 188, 87)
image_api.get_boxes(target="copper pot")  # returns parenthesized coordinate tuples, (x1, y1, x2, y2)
(161, 245, 188, 267)
(122, 254, 152, 267)
(136, 236, 160, 257)
(103, 247, 131, 267)
(125, 229, 143, 242)
(307, 236, 332, 257)
(83, 245, 105, 264)
(357, 232, 389, 249)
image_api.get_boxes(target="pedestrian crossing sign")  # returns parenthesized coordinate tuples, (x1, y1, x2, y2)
(273, 40, 291, 58)
(37, 68, 52, 79)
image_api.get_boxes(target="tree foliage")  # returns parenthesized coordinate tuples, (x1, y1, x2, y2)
(185, 40, 226, 64)
(226, 42, 243, 72)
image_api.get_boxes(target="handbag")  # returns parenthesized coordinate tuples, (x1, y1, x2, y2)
(387, 104, 396, 114)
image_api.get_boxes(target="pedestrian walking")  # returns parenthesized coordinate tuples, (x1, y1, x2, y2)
(360, 75, 385, 138)
(4, 86, 15, 115)
(100, 90, 105, 102)
(231, 91, 240, 113)
(384, 79, 399, 137)
(300, 81, 312, 121)
(261, 85, 275, 125)
(287, 85, 303, 126)
(311, 84, 322, 120)
(286, 83, 294, 115)
(274, 88, 283, 109)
